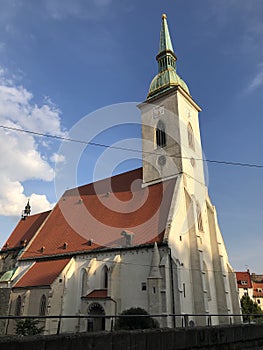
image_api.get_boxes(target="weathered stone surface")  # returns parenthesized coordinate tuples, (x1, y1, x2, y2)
(0, 288, 11, 334)
(0, 324, 263, 350)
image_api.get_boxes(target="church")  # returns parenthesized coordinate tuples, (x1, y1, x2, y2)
(0, 14, 241, 334)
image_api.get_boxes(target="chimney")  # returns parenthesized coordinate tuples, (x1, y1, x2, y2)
(121, 230, 134, 247)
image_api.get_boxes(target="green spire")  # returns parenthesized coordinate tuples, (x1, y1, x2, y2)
(147, 14, 190, 99)
(158, 14, 174, 55)
(156, 14, 177, 73)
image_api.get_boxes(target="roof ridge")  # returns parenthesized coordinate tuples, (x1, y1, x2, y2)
(65, 167, 143, 194)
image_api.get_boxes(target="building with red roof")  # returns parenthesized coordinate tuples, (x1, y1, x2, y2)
(0, 14, 241, 335)
(251, 274, 263, 310)
(235, 271, 263, 312)
(253, 281, 263, 310)
(236, 271, 252, 289)
(235, 271, 253, 299)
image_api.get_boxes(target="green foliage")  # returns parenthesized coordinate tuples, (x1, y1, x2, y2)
(115, 307, 159, 330)
(240, 294, 263, 322)
(15, 318, 44, 336)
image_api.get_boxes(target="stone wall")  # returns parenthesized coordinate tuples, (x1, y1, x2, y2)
(0, 288, 11, 334)
(0, 324, 263, 350)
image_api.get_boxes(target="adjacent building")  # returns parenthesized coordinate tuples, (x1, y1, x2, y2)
(235, 271, 253, 299)
(236, 271, 263, 311)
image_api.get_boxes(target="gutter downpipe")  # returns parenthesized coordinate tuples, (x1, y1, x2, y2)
(110, 298, 117, 331)
(168, 247, 176, 328)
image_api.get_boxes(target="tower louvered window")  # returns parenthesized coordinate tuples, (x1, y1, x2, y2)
(156, 120, 166, 148)
(188, 123, 195, 150)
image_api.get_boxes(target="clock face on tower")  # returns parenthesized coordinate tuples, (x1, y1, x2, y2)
(158, 155, 166, 166)
(152, 106, 164, 118)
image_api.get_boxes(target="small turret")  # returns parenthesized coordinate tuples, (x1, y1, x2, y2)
(21, 199, 31, 220)
(147, 243, 162, 320)
(148, 242, 161, 278)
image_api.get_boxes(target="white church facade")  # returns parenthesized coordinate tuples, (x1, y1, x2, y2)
(0, 14, 241, 334)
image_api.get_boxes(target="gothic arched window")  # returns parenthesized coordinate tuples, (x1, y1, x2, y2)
(81, 268, 88, 296)
(39, 295, 47, 316)
(102, 266, 108, 289)
(187, 123, 195, 150)
(156, 120, 166, 148)
(196, 202, 203, 232)
(15, 295, 22, 316)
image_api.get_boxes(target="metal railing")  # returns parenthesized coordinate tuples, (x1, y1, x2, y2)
(0, 313, 262, 335)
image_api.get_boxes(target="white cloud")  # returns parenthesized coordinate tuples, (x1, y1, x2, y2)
(248, 64, 263, 92)
(50, 153, 66, 164)
(0, 175, 54, 216)
(0, 67, 65, 216)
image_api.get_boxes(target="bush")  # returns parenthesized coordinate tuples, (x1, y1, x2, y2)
(15, 318, 44, 336)
(241, 294, 263, 323)
(115, 307, 159, 330)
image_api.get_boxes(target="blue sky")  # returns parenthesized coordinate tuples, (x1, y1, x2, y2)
(0, 0, 262, 273)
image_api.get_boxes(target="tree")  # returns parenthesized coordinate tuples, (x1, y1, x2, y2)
(240, 294, 263, 322)
(15, 318, 44, 336)
(115, 307, 159, 330)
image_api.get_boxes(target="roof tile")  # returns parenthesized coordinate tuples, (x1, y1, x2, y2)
(84, 289, 108, 299)
(235, 272, 252, 289)
(14, 258, 70, 288)
(1, 211, 50, 251)
(253, 282, 263, 298)
(21, 168, 176, 259)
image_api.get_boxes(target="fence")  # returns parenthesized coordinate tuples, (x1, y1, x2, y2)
(0, 313, 262, 335)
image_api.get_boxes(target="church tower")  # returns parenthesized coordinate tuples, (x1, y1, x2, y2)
(139, 14, 242, 326)
(138, 14, 204, 189)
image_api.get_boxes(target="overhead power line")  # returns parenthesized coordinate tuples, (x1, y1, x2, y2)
(1, 124, 263, 169)
(19, 250, 237, 276)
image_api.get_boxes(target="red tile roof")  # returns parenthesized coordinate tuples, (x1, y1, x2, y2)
(14, 258, 70, 288)
(235, 272, 252, 289)
(21, 168, 176, 259)
(1, 211, 50, 251)
(253, 282, 263, 298)
(84, 289, 108, 299)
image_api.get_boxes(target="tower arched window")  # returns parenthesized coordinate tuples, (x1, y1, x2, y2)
(15, 295, 22, 316)
(156, 120, 166, 148)
(187, 123, 195, 150)
(196, 202, 203, 231)
(102, 266, 108, 289)
(39, 294, 47, 316)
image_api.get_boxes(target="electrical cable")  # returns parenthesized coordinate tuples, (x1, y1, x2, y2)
(1, 124, 263, 169)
